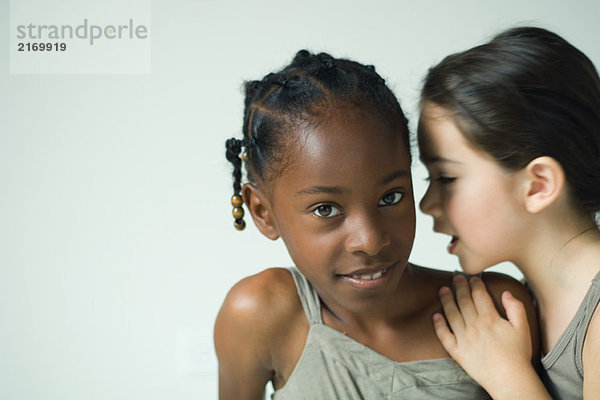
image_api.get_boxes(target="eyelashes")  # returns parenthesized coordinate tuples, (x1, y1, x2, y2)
(436, 176, 456, 184)
(310, 190, 404, 219)
(378, 191, 403, 206)
(425, 176, 456, 185)
(312, 204, 342, 218)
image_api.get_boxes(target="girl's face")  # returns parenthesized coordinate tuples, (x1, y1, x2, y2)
(418, 102, 527, 274)
(264, 106, 415, 312)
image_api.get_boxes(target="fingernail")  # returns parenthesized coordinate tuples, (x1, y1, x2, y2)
(453, 274, 466, 283)
(470, 276, 481, 285)
(439, 286, 451, 295)
(433, 313, 442, 321)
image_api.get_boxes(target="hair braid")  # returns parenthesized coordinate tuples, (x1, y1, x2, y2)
(225, 138, 243, 195)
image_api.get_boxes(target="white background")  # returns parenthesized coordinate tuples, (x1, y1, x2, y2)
(1, 0, 599, 399)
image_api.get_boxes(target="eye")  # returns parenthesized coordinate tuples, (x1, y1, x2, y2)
(378, 191, 403, 206)
(436, 176, 456, 184)
(312, 204, 342, 218)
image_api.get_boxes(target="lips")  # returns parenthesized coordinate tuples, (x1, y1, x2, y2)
(336, 263, 397, 289)
(348, 268, 387, 281)
(447, 236, 459, 254)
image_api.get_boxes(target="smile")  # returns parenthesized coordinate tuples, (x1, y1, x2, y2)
(338, 264, 395, 289)
(351, 270, 384, 280)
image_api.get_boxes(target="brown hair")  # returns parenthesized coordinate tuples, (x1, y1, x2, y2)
(421, 27, 600, 217)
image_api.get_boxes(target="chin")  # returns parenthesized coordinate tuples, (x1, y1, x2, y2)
(458, 258, 490, 275)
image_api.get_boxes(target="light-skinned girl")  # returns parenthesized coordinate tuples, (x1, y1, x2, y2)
(418, 26, 600, 399)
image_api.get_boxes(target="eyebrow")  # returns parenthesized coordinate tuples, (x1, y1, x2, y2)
(296, 186, 344, 196)
(295, 169, 410, 196)
(420, 155, 462, 165)
(380, 169, 410, 185)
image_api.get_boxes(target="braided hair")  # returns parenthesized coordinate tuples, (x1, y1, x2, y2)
(225, 50, 410, 229)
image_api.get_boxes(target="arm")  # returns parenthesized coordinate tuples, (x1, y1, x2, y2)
(583, 306, 600, 399)
(433, 273, 551, 399)
(214, 269, 292, 400)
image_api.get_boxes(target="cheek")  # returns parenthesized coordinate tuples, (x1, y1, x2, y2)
(281, 228, 340, 267)
(444, 186, 492, 233)
(448, 187, 514, 243)
(387, 206, 417, 255)
(398, 207, 417, 240)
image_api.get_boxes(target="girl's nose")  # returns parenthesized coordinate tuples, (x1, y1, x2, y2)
(344, 212, 391, 256)
(419, 184, 442, 218)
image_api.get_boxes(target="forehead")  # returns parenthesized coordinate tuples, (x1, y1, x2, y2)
(418, 102, 504, 168)
(272, 106, 411, 193)
(418, 103, 469, 161)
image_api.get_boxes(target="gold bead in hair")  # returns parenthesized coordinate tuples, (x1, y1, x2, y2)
(231, 195, 243, 207)
(231, 195, 246, 230)
(232, 207, 244, 220)
(234, 218, 246, 231)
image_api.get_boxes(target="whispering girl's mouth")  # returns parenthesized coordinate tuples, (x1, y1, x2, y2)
(447, 236, 459, 254)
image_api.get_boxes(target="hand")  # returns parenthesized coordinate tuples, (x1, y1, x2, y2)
(433, 275, 539, 399)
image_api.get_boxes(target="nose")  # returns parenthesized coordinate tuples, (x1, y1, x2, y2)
(344, 211, 391, 256)
(419, 184, 442, 218)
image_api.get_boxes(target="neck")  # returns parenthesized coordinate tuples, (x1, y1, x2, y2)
(516, 216, 600, 313)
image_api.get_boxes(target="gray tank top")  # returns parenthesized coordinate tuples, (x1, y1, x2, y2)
(272, 267, 490, 399)
(540, 270, 600, 399)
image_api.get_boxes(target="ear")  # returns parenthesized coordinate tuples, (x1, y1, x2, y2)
(522, 156, 565, 213)
(241, 183, 280, 240)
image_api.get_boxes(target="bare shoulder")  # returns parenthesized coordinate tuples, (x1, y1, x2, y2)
(215, 267, 301, 343)
(219, 267, 299, 314)
(404, 264, 457, 311)
(214, 268, 304, 399)
(407, 264, 533, 310)
(407, 263, 455, 286)
(480, 271, 533, 313)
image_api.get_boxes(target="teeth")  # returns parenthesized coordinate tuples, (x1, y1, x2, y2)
(351, 270, 384, 280)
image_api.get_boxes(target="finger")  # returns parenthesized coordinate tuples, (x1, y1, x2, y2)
(469, 276, 499, 317)
(432, 312, 458, 354)
(453, 274, 478, 321)
(438, 286, 465, 334)
(502, 291, 530, 336)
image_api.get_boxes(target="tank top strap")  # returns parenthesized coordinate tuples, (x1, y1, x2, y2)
(574, 269, 600, 375)
(288, 267, 323, 325)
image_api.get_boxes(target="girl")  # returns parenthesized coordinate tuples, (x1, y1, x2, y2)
(215, 50, 538, 399)
(418, 27, 600, 399)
